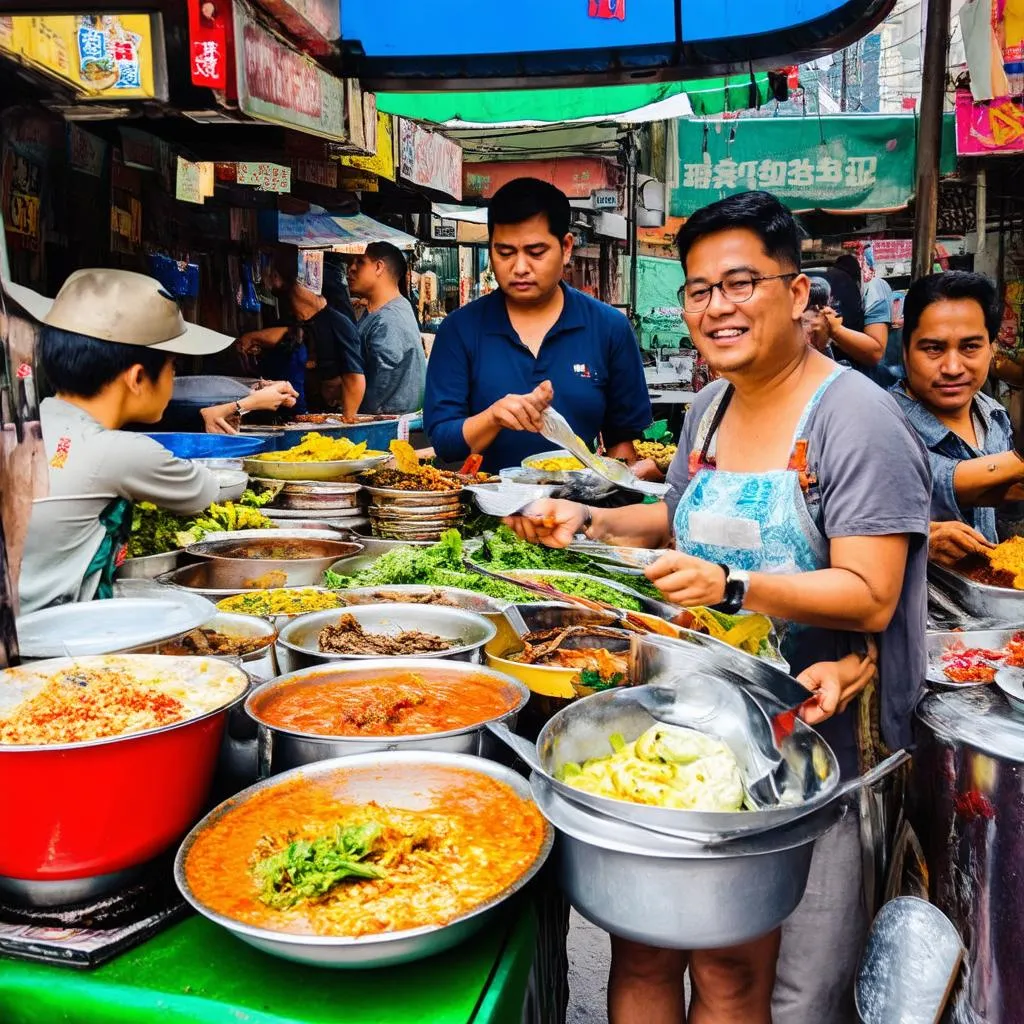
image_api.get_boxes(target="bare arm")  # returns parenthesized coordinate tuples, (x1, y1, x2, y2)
(461, 381, 554, 454)
(863, 322, 889, 351)
(606, 440, 639, 463)
(336, 373, 366, 421)
(952, 450, 1024, 505)
(238, 326, 289, 351)
(825, 309, 884, 366)
(503, 498, 672, 550)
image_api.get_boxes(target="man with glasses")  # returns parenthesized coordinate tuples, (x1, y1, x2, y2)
(505, 190, 930, 1024)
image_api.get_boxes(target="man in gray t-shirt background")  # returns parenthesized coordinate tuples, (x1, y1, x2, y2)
(347, 242, 426, 414)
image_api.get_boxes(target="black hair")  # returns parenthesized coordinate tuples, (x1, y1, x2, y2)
(488, 177, 571, 240)
(834, 253, 861, 286)
(902, 271, 1001, 348)
(269, 245, 299, 286)
(675, 190, 801, 273)
(807, 277, 832, 309)
(364, 241, 409, 296)
(321, 253, 357, 321)
(40, 326, 171, 398)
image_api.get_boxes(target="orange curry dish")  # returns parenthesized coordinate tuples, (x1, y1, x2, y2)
(183, 766, 547, 937)
(254, 671, 515, 736)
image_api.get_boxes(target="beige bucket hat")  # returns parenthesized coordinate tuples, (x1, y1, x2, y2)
(8, 268, 233, 356)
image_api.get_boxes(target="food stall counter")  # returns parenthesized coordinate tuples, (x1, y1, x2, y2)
(0, 907, 537, 1024)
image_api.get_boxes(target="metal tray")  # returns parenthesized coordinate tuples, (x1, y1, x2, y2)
(925, 629, 1022, 687)
(244, 454, 388, 481)
(928, 561, 1024, 625)
(15, 593, 216, 658)
(496, 568, 678, 619)
(363, 485, 464, 508)
(115, 549, 183, 580)
(263, 506, 366, 521)
(274, 480, 363, 511)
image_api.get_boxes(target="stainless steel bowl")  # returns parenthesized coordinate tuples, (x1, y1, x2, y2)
(275, 480, 364, 511)
(196, 528, 346, 544)
(275, 604, 498, 673)
(533, 771, 843, 949)
(184, 537, 362, 589)
(928, 561, 1024, 625)
(370, 504, 465, 520)
(362, 485, 465, 508)
(370, 521, 464, 542)
(246, 659, 529, 773)
(115, 549, 182, 580)
(925, 628, 1019, 688)
(213, 469, 249, 503)
(174, 751, 552, 967)
(244, 453, 389, 481)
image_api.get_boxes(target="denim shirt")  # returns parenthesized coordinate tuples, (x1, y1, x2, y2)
(890, 384, 1013, 543)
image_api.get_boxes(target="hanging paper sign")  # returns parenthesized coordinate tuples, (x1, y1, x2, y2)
(236, 161, 292, 192)
(176, 156, 205, 204)
(187, 0, 228, 90)
(398, 119, 462, 200)
(297, 248, 323, 293)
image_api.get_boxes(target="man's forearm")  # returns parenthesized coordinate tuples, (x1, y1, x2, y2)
(830, 324, 884, 366)
(339, 374, 366, 419)
(588, 501, 672, 548)
(954, 451, 1024, 504)
(462, 408, 502, 453)
(606, 440, 639, 463)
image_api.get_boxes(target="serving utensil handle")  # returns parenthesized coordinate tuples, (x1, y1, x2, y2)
(485, 720, 544, 774)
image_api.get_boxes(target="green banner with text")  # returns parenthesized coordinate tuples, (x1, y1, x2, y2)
(671, 114, 955, 216)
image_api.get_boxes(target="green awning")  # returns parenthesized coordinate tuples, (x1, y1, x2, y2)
(376, 75, 774, 127)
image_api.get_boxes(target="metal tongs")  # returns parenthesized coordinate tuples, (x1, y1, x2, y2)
(540, 408, 668, 497)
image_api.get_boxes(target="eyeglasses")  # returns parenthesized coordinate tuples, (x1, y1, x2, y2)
(678, 273, 798, 313)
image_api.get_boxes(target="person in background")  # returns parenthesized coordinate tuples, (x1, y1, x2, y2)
(19, 269, 232, 612)
(805, 274, 884, 365)
(835, 252, 900, 383)
(346, 242, 427, 414)
(891, 270, 1024, 566)
(424, 177, 652, 474)
(803, 277, 835, 355)
(240, 248, 364, 420)
(200, 379, 298, 433)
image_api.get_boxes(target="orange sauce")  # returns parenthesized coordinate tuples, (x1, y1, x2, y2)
(256, 671, 514, 736)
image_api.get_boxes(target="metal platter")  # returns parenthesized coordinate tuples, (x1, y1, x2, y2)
(362, 485, 464, 508)
(928, 561, 1024, 625)
(244, 454, 389, 482)
(925, 629, 1023, 688)
(15, 593, 217, 659)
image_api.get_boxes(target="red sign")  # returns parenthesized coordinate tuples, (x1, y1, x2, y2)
(956, 88, 1024, 156)
(463, 157, 618, 200)
(188, 0, 228, 89)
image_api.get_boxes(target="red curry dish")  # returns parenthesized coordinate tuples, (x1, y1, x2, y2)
(182, 765, 547, 937)
(252, 670, 517, 737)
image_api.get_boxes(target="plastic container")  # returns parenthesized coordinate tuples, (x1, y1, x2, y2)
(145, 432, 270, 459)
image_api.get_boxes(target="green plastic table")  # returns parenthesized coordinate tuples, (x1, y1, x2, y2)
(0, 904, 537, 1024)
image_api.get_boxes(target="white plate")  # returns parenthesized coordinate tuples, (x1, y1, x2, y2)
(16, 594, 217, 658)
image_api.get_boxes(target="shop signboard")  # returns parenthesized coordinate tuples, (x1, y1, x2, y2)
(955, 89, 1024, 156)
(2, 151, 41, 250)
(431, 214, 457, 241)
(236, 162, 292, 192)
(340, 113, 395, 181)
(254, 0, 340, 55)
(464, 158, 615, 200)
(187, 0, 228, 90)
(593, 188, 619, 209)
(671, 115, 956, 215)
(342, 0, 885, 85)
(0, 13, 165, 100)
(399, 120, 462, 200)
(68, 125, 106, 178)
(233, 0, 347, 143)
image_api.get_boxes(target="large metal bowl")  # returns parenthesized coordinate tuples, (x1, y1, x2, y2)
(273, 480, 364, 511)
(533, 771, 843, 949)
(246, 659, 529, 773)
(927, 561, 1024, 624)
(115, 549, 183, 580)
(925, 628, 1021, 688)
(499, 568, 679, 619)
(173, 751, 553, 967)
(184, 537, 362, 589)
(275, 604, 498, 673)
(326, 539, 434, 578)
(244, 453, 389, 481)
(0, 655, 249, 906)
(361, 484, 465, 508)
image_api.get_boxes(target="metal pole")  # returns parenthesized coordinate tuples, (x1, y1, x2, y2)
(912, 0, 952, 280)
(626, 133, 639, 318)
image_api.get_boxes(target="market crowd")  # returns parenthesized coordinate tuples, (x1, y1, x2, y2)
(14, 176, 1021, 1023)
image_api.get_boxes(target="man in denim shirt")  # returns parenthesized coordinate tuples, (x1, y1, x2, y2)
(891, 271, 1024, 564)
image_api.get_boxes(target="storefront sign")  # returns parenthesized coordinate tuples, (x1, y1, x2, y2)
(68, 125, 106, 177)
(399, 120, 462, 200)
(296, 159, 338, 187)
(431, 215, 457, 241)
(254, 0, 339, 55)
(464, 157, 615, 200)
(671, 115, 956, 215)
(297, 248, 323, 293)
(119, 126, 158, 170)
(637, 216, 685, 247)
(593, 188, 618, 209)
(340, 112, 395, 181)
(457, 221, 488, 244)
(0, 13, 163, 100)
(955, 88, 1024, 156)
(236, 161, 292, 192)
(2, 151, 42, 250)
(233, 0, 347, 142)
(110, 197, 141, 249)
(187, 0, 228, 90)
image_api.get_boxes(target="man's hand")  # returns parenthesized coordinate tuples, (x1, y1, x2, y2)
(488, 380, 554, 433)
(928, 520, 994, 567)
(245, 380, 298, 412)
(796, 638, 878, 725)
(631, 457, 665, 482)
(822, 306, 843, 335)
(503, 498, 587, 549)
(236, 333, 263, 358)
(644, 551, 727, 607)
(201, 406, 240, 434)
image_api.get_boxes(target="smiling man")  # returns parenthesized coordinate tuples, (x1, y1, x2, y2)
(423, 177, 651, 473)
(892, 271, 1024, 565)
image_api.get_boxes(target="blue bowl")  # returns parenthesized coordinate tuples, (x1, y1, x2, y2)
(145, 432, 271, 459)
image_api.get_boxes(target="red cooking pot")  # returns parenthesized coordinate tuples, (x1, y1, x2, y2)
(0, 655, 249, 905)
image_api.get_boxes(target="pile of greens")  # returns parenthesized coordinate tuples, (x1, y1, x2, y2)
(129, 489, 274, 557)
(526, 573, 645, 611)
(472, 525, 664, 601)
(252, 822, 384, 910)
(323, 529, 538, 603)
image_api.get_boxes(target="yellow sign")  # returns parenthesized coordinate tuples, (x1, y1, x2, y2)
(339, 113, 395, 181)
(0, 14, 160, 100)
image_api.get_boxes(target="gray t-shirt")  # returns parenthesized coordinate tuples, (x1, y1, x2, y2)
(357, 296, 426, 415)
(665, 372, 931, 774)
(20, 398, 219, 612)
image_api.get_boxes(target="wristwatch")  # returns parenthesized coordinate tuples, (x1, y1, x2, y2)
(580, 505, 594, 538)
(712, 565, 750, 614)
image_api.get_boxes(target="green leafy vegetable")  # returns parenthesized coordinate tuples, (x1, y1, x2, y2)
(578, 669, 627, 691)
(128, 492, 274, 557)
(252, 822, 385, 910)
(527, 573, 645, 611)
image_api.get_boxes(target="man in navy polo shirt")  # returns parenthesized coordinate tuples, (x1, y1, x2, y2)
(424, 177, 652, 474)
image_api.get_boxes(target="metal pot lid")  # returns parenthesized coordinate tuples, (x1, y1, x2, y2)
(916, 686, 1024, 762)
(16, 593, 217, 658)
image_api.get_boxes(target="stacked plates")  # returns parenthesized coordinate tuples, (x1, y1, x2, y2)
(363, 485, 465, 541)
(262, 478, 367, 526)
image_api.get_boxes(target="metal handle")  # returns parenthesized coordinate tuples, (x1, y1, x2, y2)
(485, 720, 544, 774)
(834, 749, 911, 803)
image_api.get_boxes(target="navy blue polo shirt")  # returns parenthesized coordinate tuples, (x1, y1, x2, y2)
(424, 284, 652, 473)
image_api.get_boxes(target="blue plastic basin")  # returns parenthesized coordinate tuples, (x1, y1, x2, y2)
(260, 418, 402, 453)
(145, 432, 271, 459)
